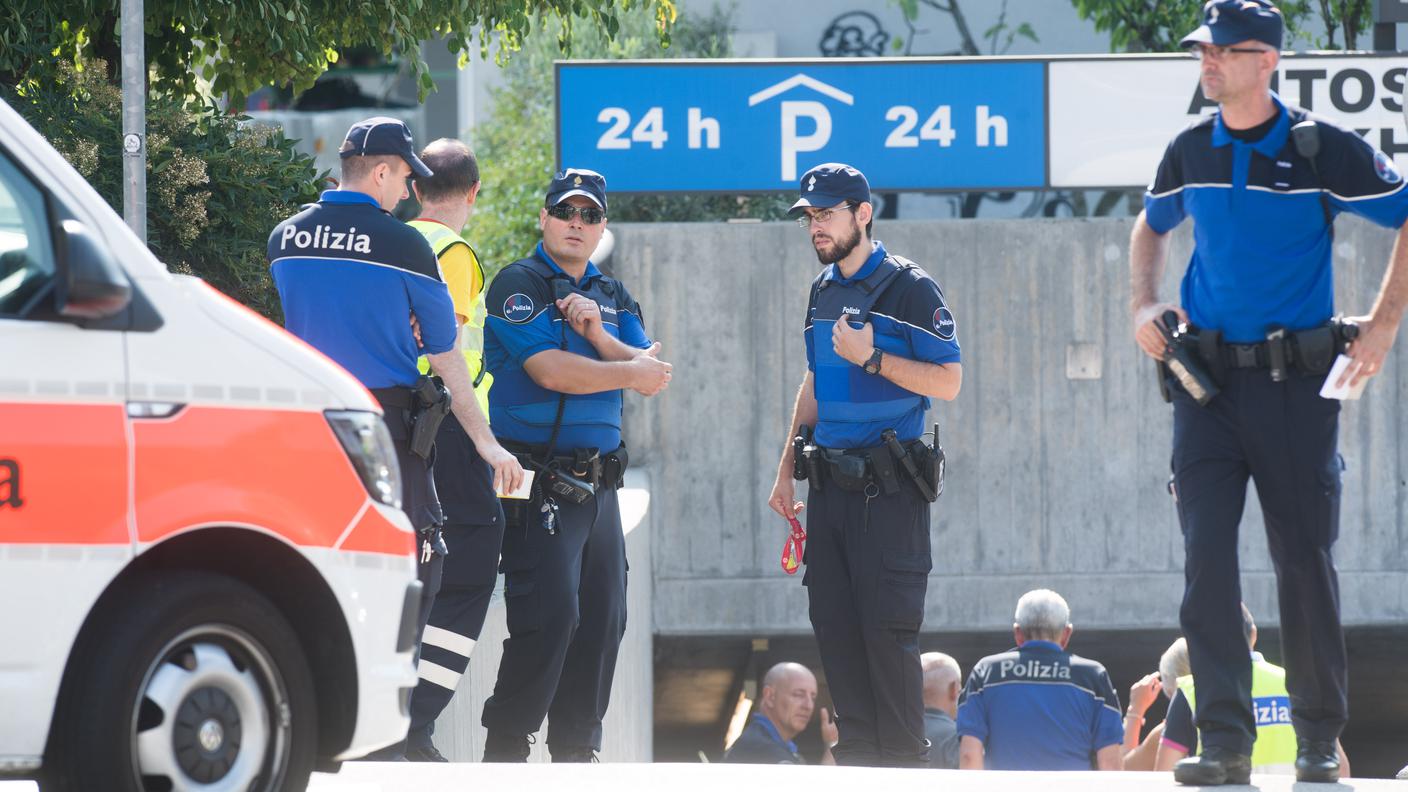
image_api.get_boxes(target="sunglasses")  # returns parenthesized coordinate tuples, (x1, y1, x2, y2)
(546, 204, 606, 225)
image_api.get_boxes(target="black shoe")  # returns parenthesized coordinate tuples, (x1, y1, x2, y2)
(1174, 747, 1252, 786)
(406, 742, 450, 763)
(359, 742, 407, 762)
(1295, 739, 1340, 784)
(551, 746, 599, 763)
(483, 731, 532, 763)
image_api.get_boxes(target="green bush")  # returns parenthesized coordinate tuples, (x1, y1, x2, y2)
(4, 61, 323, 320)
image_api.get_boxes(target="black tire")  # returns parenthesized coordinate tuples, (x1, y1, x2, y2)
(42, 571, 317, 792)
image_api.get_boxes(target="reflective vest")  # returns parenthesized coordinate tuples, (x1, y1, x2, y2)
(409, 219, 492, 418)
(1177, 655, 1297, 774)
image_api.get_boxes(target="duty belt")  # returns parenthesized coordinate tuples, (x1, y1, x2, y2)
(501, 439, 629, 490)
(807, 438, 934, 500)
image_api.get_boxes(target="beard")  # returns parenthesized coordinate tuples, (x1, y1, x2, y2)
(813, 218, 862, 265)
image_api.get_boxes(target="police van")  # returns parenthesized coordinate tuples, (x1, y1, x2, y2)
(0, 97, 420, 790)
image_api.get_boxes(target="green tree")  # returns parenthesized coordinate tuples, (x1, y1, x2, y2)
(3, 61, 323, 319)
(1069, 0, 1371, 53)
(470, 3, 790, 276)
(1, 0, 676, 105)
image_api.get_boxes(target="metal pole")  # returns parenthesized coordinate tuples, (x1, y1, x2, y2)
(121, 0, 146, 243)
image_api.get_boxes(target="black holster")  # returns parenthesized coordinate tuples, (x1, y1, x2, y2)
(408, 375, 452, 461)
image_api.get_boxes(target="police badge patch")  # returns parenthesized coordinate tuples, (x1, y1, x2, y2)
(1374, 150, 1403, 185)
(503, 293, 535, 323)
(933, 306, 956, 341)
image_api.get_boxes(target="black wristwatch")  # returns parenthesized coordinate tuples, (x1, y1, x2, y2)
(863, 347, 884, 375)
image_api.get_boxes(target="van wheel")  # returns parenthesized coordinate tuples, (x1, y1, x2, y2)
(44, 572, 316, 792)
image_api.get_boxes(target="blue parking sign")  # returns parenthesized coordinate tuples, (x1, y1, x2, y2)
(556, 59, 1046, 193)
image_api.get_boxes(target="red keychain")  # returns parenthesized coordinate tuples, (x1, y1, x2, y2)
(781, 513, 807, 574)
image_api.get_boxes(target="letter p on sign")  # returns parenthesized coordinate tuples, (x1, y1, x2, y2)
(781, 100, 832, 182)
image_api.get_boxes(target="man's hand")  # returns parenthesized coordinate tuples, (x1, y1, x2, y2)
(819, 707, 838, 748)
(1337, 314, 1398, 389)
(629, 342, 672, 396)
(768, 472, 805, 520)
(1132, 302, 1186, 361)
(409, 311, 424, 350)
(557, 293, 604, 341)
(832, 317, 875, 366)
(1127, 671, 1161, 718)
(480, 440, 525, 498)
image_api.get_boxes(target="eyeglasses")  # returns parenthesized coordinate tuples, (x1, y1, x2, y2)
(1189, 44, 1272, 61)
(546, 204, 606, 224)
(795, 202, 858, 229)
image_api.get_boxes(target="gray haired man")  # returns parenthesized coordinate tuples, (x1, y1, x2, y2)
(955, 590, 1125, 771)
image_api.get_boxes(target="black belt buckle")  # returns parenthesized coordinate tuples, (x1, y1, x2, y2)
(1227, 344, 1260, 369)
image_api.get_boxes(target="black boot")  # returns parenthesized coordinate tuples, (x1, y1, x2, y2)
(551, 746, 599, 763)
(1174, 746, 1252, 786)
(482, 731, 531, 763)
(1295, 739, 1340, 783)
(405, 742, 450, 762)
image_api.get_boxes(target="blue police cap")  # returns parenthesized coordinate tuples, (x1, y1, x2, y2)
(546, 168, 608, 210)
(1180, 0, 1283, 50)
(340, 116, 433, 178)
(789, 163, 871, 217)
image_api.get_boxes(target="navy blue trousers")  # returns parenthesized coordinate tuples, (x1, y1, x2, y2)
(1171, 369, 1347, 754)
(406, 516, 505, 750)
(804, 479, 931, 768)
(481, 487, 626, 752)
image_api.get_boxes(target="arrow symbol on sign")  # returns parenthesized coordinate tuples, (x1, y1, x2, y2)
(747, 74, 855, 106)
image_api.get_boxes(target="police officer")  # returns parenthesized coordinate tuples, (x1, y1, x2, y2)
(1157, 605, 1350, 776)
(396, 139, 515, 762)
(768, 163, 962, 767)
(480, 168, 671, 762)
(1131, 2, 1408, 785)
(267, 117, 523, 690)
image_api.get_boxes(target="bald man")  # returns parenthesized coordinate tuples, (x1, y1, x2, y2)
(922, 653, 962, 768)
(725, 663, 836, 764)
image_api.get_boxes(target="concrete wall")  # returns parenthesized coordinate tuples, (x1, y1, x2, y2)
(431, 470, 654, 761)
(611, 217, 1408, 637)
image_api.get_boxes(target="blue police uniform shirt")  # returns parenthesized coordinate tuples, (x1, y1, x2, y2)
(722, 713, 804, 764)
(804, 241, 960, 449)
(955, 640, 1124, 771)
(1144, 94, 1408, 342)
(268, 190, 457, 388)
(484, 242, 650, 452)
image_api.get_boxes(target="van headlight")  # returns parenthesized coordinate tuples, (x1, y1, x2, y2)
(325, 410, 402, 509)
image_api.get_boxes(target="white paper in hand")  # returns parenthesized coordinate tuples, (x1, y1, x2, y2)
(501, 469, 535, 500)
(1319, 355, 1369, 400)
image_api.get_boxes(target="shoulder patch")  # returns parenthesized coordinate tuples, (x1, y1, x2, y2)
(1375, 150, 1403, 185)
(933, 306, 956, 340)
(502, 293, 536, 323)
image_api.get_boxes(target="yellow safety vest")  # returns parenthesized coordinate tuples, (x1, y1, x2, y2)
(408, 219, 492, 419)
(1177, 654, 1297, 774)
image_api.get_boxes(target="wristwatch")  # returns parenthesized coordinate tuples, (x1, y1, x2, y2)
(863, 347, 883, 375)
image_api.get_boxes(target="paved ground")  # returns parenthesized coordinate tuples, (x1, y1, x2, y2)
(312, 764, 1403, 791)
(6, 764, 1405, 790)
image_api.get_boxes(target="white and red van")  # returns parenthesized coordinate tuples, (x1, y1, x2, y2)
(0, 97, 420, 790)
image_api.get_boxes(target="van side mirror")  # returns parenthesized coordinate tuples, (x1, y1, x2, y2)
(56, 219, 130, 319)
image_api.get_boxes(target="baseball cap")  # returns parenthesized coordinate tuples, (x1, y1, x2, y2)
(546, 168, 608, 210)
(1180, 0, 1283, 50)
(789, 163, 871, 216)
(339, 117, 433, 178)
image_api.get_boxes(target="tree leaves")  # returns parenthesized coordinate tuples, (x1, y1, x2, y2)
(2, 0, 678, 106)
